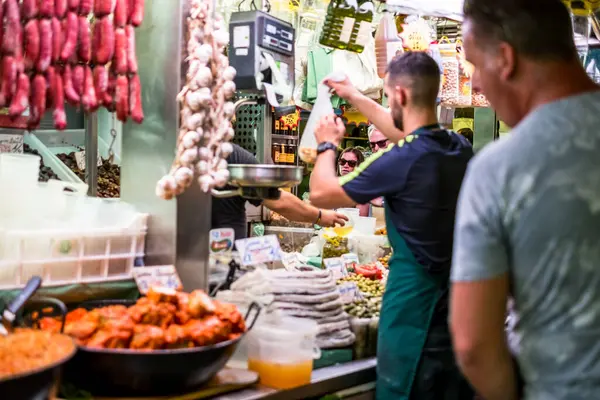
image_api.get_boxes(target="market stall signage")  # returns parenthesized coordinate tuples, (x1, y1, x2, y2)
(323, 257, 348, 281)
(400, 19, 431, 52)
(235, 235, 282, 267)
(338, 282, 362, 304)
(0, 133, 23, 153)
(209, 228, 234, 254)
(133, 265, 183, 294)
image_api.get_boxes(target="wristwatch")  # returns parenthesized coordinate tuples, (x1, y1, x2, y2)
(317, 142, 338, 155)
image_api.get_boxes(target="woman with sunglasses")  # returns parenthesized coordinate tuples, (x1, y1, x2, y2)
(338, 147, 370, 217)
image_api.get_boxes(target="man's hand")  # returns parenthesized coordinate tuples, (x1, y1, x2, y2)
(315, 115, 345, 147)
(319, 210, 349, 227)
(324, 76, 361, 101)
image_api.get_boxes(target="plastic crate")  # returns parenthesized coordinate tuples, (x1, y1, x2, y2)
(0, 213, 148, 289)
(261, 226, 316, 253)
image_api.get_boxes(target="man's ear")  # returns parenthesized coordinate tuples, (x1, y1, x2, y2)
(497, 42, 517, 81)
(398, 87, 408, 107)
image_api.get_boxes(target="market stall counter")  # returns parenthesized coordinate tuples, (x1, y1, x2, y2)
(214, 358, 376, 400)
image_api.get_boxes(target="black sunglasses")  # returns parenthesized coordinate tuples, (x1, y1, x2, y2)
(370, 139, 389, 150)
(339, 159, 358, 168)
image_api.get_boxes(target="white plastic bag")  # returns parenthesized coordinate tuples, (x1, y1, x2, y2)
(299, 72, 346, 163)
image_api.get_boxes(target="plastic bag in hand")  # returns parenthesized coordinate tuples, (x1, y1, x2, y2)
(299, 72, 346, 164)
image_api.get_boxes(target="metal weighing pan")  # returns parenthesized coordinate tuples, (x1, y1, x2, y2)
(228, 164, 303, 188)
(62, 300, 261, 397)
(212, 164, 303, 200)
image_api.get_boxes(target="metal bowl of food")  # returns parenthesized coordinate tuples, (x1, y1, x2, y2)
(0, 329, 77, 399)
(0, 277, 76, 400)
(36, 289, 260, 396)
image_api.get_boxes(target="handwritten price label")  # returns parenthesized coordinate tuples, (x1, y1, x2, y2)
(133, 265, 183, 294)
(0, 134, 23, 153)
(338, 282, 362, 304)
(235, 235, 282, 267)
(323, 257, 347, 281)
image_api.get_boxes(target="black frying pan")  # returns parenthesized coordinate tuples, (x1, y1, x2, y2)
(0, 281, 76, 400)
(63, 299, 261, 396)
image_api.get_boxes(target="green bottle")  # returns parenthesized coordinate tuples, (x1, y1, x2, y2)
(319, 0, 358, 50)
(347, 1, 374, 53)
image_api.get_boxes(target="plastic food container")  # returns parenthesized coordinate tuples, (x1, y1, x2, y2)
(261, 226, 316, 254)
(247, 315, 321, 389)
(0, 153, 40, 185)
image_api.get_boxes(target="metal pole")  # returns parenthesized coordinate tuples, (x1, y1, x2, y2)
(85, 113, 98, 196)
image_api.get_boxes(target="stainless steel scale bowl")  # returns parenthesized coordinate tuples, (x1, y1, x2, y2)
(211, 164, 303, 200)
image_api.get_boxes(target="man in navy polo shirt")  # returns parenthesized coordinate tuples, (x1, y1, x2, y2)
(310, 52, 474, 400)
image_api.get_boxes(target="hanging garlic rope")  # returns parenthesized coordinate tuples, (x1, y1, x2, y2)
(156, 0, 236, 200)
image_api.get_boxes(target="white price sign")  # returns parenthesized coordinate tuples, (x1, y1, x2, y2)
(133, 265, 183, 294)
(235, 235, 282, 267)
(341, 253, 359, 269)
(74, 150, 103, 170)
(0, 134, 23, 153)
(338, 282, 362, 304)
(323, 257, 347, 281)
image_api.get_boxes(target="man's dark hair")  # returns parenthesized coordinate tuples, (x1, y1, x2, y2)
(386, 51, 441, 108)
(463, 0, 576, 61)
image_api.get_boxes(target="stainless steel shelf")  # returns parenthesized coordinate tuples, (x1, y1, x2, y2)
(272, 134, 298, 140)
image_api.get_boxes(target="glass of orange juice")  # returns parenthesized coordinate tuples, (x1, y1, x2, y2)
(247, 316, 321, 390)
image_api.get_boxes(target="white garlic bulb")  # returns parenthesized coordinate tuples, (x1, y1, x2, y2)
(183, 113, 204, 130)
(222, 80, 236, 99)
(196, 160, 209, 174)
(220, 142, 233, 157)
(213, 168, 230, 187)
(222, 101, 235, 118)
(222, 66, 236, 81)
(198, 147, 211, 161)
(193, 67, 213, 88)
(174, 167, 195, 185)
(198, 174, 215, 192)
(195, 44, 213, 64)
(213, 30, 230, 47)
(182, 130, 201, 149)
(180, 148, 198, 165)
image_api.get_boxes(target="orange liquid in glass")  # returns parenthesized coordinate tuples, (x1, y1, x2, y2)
(248, 359, 313, 389)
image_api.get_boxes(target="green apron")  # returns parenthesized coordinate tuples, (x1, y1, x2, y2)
(376, 205, 445, 400)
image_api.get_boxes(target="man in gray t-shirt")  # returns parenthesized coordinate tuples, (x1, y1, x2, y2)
(450, 1, 600, 400)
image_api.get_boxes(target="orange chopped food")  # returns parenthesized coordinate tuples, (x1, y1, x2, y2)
(38, 290, 246, 351)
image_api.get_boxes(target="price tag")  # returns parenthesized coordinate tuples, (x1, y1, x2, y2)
(235, 234, 282, 267)
(209, 228, 235, 254)
(323, 257, 347, 281)
(74, 150, 103, 170)
(0, 134, 23, 153)
(133, 265, 183, 295)
(338, 282, 361, 304)
(341, 253, 359, 270)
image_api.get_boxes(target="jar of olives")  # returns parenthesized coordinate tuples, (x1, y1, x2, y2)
(322, 235, 349, 265)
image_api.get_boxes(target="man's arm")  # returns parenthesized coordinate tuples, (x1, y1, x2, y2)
(325, 77, 404, 143)
(450, 157, 517, 400)
(264, 191, 349, 227)
(310, 115, 407, 209)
